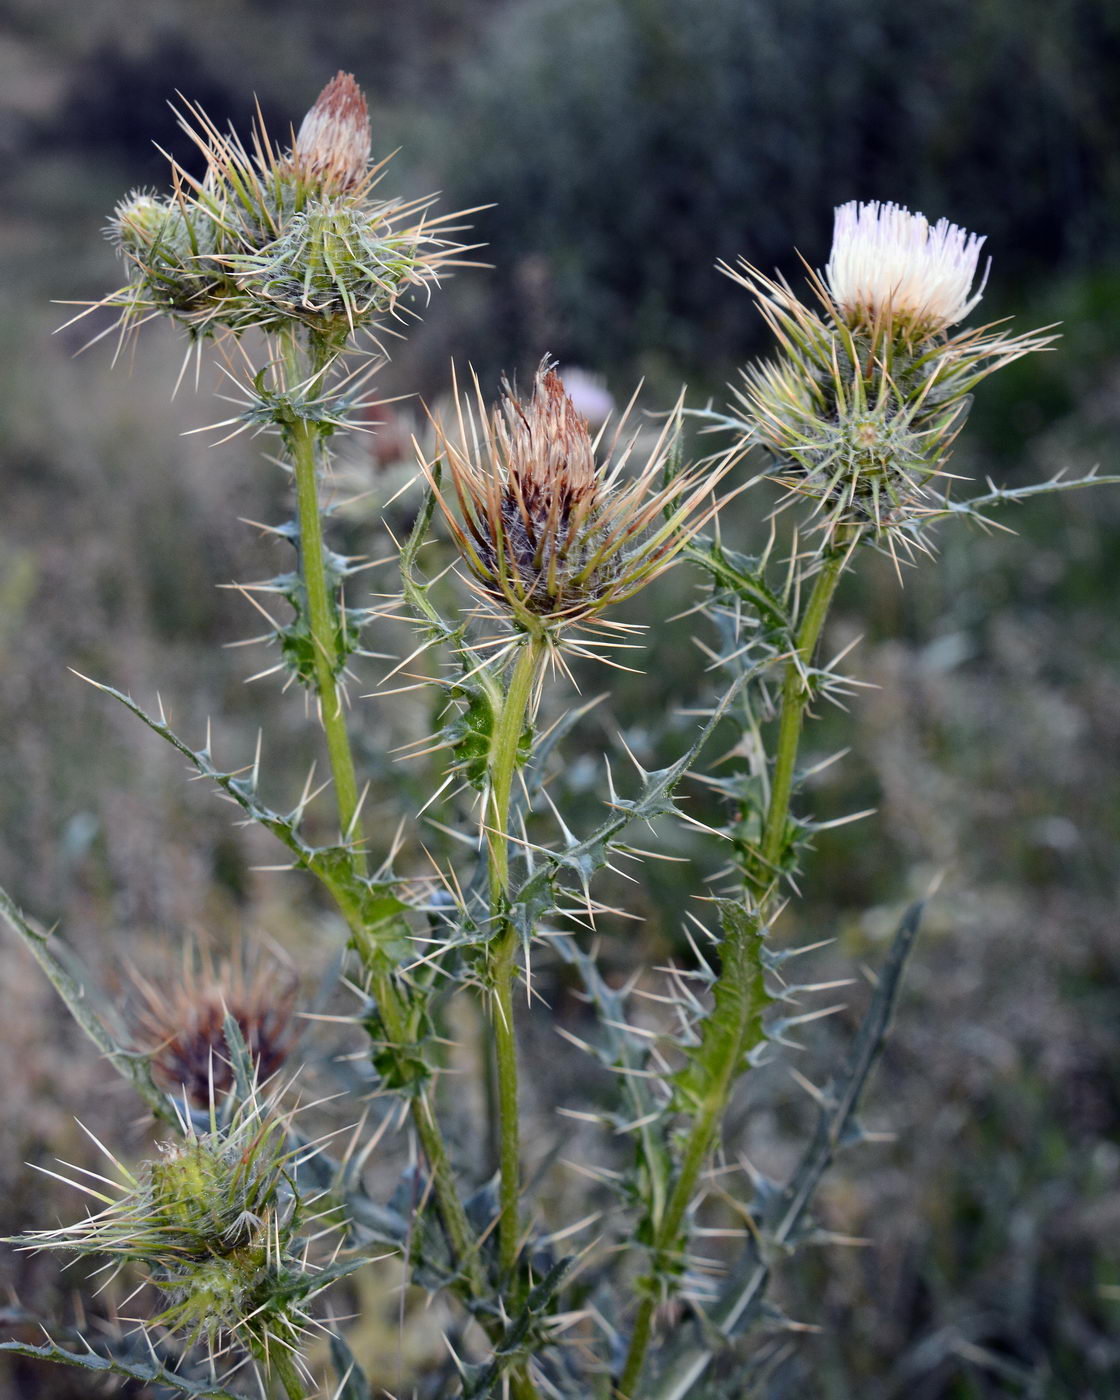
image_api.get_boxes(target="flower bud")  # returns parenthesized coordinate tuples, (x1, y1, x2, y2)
(292, 71, 371, 194)
(16, 1095, 328, 1371)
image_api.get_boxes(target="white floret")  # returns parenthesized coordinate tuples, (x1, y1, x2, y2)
(826, 200, 988, 329)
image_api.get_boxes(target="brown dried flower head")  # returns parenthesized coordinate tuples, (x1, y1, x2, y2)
(291, 71, 372, 194)
(131, 944, 298, 1106)
(425, 357, 731, 641)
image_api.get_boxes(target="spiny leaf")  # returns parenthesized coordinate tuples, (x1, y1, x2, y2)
(329, 1331, 373, 1399)
(0, 882, 169, 1119)
(457, 1254, 575, 1399)
(672, 901, 772, 1112)
(513, 659, 769, 919)
(77, 676, 411, 967)
(0, 1338, 250, 1398)
(556, 936, 672, 1225)
(918, 468, 1120, 528)
(684, 538, 790, 633)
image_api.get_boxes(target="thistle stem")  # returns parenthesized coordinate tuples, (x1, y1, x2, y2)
(284, 346, 366, 870)
(616, 915, 767, 1398)
(281, 331, 482, 1293)
(265, 1348, 307, 1400)
(757, 545, 849, 895)
(486, 633, 547, 1290)
(618, 549, 849, 1395)
(616, 1096, 723, 1398)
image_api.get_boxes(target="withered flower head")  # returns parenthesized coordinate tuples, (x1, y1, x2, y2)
(131, 944, 298, 1107)
(425, 357, 729, 639)
(291, 71, 372, 194)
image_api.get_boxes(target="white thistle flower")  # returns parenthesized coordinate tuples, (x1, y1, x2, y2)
(825, 200, 989, 331)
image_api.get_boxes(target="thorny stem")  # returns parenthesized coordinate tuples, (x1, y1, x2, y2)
(616, 1100, 722, 1399)
(756, 544, 850, 898)
(284, 334, 367, 871)
(281, 331, 483, 1294)
(375, 971, 485, 1295)
(269, 1350, 308, 1400)
(486, 633, 547, 1292)
(616, 918, 767, 1398)
(618, 547, 850, 1395)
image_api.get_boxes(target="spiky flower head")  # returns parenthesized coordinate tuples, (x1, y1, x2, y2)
(425, 358, 728, 640)
(130, 944, 298, 1108)
(722, 203, 1053, 547)
(228, 195, 443, 336)
(15, 1092, 332, 1379)
(88, 72, 468, 349)
(826, 200, 988, 334)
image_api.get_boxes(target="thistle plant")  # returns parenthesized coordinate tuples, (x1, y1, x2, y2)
(2, 71, 1116, 1400)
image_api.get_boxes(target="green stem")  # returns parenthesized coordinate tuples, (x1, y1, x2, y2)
(373, 968, 485, 1294)
(756, 546, 849, 896)
(287, 403, 365, 868)
(280, 332, 481, 1291)
(266, 1348, 307, 1400)
(616, 911, 766, 1398)
(485, 635, 546, 1288)
(618, 550, 850, 1395)
(616, 1101, 721, 1398)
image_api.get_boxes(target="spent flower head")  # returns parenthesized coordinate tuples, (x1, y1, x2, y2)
(424, 357, 731, 642)
(130, 942, 299, 1108)
(722, 202, 1053, 548)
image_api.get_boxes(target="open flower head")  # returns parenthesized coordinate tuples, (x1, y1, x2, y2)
(720, 202, 1053, 548)
(825, 200, 988, 333)
(425, 358, 729, 641)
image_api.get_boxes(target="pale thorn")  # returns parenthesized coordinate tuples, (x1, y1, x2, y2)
(825, 200, 989, 331)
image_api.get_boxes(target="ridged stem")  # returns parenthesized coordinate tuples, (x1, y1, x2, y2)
(618, 548, 849, 1396)
(616, 1098, 722, 1398)
(486, 633, 546, 1292)
(281, 331, 482, 1294)
(616, 917, 766, 1398)
(262, 1347, 307, 1400)
(757, 545, 849, 893)
(284, 339, 366, 870)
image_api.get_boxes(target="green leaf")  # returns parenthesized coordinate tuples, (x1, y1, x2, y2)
(73, 675, 411, 967)
(329, 1332, 372, 1399)
(672, 901, 771, 1112)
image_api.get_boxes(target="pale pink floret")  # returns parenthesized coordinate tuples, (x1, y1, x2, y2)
(293, 71, 371, 192)
(825, 200, 988, 330)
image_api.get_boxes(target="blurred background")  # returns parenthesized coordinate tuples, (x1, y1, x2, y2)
(1, 1, 1118, 1396)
